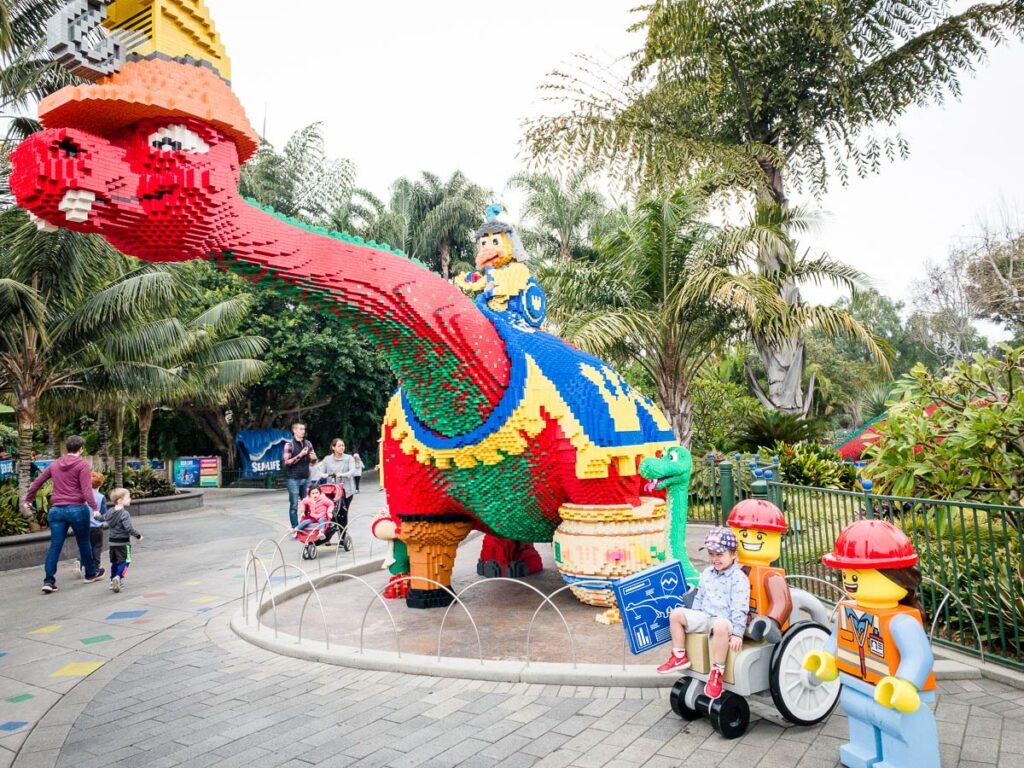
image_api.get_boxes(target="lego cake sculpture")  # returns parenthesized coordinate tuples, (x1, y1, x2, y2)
(12, 0, 677, 608)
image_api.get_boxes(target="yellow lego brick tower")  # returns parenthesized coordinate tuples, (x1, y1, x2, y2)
(103, 0, 231, 80)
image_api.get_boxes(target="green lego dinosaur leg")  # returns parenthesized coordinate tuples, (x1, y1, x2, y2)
(668, 463, 700, 585)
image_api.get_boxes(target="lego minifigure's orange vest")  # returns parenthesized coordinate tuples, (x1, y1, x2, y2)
(835, 602, 937, 690)
(744, 564, 790, 631)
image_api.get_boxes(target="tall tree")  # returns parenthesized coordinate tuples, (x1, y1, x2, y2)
(527, 0, 1024, 412)
(0, 213, 185, 517)
(908, 252, 989, 365)
(508, 168, 606, 262)
(546, 185, 885, 444)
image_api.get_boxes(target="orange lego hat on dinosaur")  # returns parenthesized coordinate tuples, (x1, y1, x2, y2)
(38, 57, 259, 162)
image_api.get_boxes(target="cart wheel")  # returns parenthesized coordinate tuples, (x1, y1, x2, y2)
(708, 692, 749, 739)
(769, 621, 841, 726)
(669, 677, 703, 721)
(301, 546, 310, 561)
(342, 532, 352, 552)
(309, 542, 318, 560)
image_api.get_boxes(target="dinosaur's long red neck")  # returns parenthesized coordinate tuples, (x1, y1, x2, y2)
(210, 200, 511, 436)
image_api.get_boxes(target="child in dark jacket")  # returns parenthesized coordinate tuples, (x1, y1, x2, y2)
(104, 488, 143, 593)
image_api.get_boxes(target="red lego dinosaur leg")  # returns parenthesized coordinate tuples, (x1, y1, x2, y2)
(477, 535, 544, 578)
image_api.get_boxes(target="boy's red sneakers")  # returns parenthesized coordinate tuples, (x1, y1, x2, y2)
(656, 651, 692, 674)
(704, 666, 725, 699)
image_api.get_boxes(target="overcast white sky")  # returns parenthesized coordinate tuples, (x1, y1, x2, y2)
(213, 2, 1023, 337)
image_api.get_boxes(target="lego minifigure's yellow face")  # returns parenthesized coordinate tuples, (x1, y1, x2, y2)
(476, 231, 514, 269)
(732, 527, 782, 565)
(841, 568, 907, 610)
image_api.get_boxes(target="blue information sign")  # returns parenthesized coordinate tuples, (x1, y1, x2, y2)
(614, 559, 690, 655)
(0, 458, 13, 480)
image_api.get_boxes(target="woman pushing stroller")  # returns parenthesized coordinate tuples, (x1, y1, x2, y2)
(315, 438, 356, 533)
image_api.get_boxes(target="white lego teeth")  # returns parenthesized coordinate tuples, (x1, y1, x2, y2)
(58, 189, 96, 222)
(26, 211, 59, 232)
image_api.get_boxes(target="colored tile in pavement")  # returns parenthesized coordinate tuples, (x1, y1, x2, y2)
(29, 626, 60, 635)
(79, 635, 114, 646)
(106, 610, 146, 620)
(0, 722, 27, 733)
(50, 662, 104, 678)
(196, 608, 212, 613)
(181, 580, 202, 586)
(142, 592, 168, 598)
(190, 596, 218, 604)
(131, 619, 152, 625)
(5, 695, 33, 704)
(0, 652, 6, 659)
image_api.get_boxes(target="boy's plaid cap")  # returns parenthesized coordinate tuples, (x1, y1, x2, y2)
(701, 527, 738, 553)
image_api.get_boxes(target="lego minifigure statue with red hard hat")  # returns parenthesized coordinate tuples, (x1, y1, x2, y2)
(727, 498, 793, 644)
(804, 519, 940, 768)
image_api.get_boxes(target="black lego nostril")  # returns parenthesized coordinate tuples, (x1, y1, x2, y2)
(57, 137, 80, 158)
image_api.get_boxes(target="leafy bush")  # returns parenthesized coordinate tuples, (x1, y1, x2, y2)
(734, 411, 824, 451)
(772, 442, 857, 490)
(0, 423, 17, 454)
(865, 346, 1024, 511)
(0, 479, 49, 535)
(690, 378, 764, 453)
(99, 468, 177, 500)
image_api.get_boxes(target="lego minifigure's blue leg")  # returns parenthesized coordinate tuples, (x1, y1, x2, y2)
(875, 700, 940, 768)
(838, 679, 883, 768)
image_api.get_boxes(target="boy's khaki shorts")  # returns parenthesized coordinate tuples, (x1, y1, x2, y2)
(676, 608, 729, 634)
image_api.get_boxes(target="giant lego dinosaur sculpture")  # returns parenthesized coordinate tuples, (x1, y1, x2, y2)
(11, 0, 679, 608)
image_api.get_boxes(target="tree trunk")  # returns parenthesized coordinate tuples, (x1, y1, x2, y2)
(657, 376, 693, 448)
(439, 241, 451, 280)
(754, 160, 810, 415)
(112, 407, 125, 488)
(97, 411, 110, 471)
(560, 236, 571, 262)
(138, 403, 154, 465)
(16, 398, 41, 530)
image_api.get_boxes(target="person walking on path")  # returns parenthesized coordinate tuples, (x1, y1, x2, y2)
(316, 438, 355, 519)
(84, 471, 107, 577)
(25, 435, 105, 593)
(283, 422, 317, 529)
(352, 451, 364, 492)
(104, 488, 143, 593)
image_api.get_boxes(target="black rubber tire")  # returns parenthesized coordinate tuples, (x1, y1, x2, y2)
(342, 532, 352, 552)
(708, 692, 750, 739)
(669, 677, 703, 721)
(769, 621, 841, 727)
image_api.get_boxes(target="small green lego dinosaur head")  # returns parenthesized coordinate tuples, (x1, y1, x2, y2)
(639, 445, 692, 492)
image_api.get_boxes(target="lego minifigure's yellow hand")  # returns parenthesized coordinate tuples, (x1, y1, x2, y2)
(455, 271, 486, 292)
(803, 650, 839, 682)
(875, 676, 921, 713)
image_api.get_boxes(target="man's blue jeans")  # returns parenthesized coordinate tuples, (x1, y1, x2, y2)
(44, 505, 96, 584)
(287, 478, 309, 529)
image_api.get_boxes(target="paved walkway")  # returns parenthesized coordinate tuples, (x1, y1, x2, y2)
(0, 480, 1021, 768)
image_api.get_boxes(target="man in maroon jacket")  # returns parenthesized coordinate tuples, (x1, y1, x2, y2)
(25, 435, 105, 593)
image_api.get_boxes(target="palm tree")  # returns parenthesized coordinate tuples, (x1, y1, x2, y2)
(239, 123, 356, 227)
(548, 187, 887, 445)
(0, 212, 186, 519)
(135, 295, 268, 465)
(508, 168, 606, 262)
(364, 172, 488, 278)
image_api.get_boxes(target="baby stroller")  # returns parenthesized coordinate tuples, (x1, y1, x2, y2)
(317, 481, 352, 552)
(296, 519, 334, 561)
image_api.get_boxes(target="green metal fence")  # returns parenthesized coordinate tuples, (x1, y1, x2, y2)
(685, 460, 1023, 670)
(768, 481, 1022, 670)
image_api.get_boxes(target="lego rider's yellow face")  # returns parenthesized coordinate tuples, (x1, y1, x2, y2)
(476, 231, 514, 269)
(731, 527, 782, 565)
(841, 568, 907, 609)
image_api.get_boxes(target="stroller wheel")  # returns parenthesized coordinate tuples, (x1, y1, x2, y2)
(309, 543, 319, 560)
(303, 542, 316, 560)
(342, 532, 352, 552)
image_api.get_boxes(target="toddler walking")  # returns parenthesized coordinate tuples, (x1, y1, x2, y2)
(104, 488, 143, 593)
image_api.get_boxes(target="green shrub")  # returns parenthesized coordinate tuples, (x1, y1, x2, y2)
(865, 346, 1024, 511)
(0, 482, 28, 537)
(734, 411, 824, 451)
(772, 442, 857, 490)
(98, 467, 177, 500)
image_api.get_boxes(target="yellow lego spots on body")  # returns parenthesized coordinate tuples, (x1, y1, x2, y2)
(384, 355, 673, 477)
(840, 568, 908, 610)
(732, 527, 783, 565)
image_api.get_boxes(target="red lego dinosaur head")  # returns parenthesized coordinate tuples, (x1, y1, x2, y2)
(10, 58, 258, 262)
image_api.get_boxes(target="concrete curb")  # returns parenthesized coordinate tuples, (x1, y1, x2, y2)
(0, 492, 204, 572)
(232, 559, 1004, 689)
